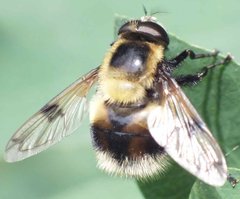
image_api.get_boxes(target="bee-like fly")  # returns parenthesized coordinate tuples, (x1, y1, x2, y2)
(5, 16, 233, 187)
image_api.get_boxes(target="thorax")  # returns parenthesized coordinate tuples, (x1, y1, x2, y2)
(98, 38, 164, 105)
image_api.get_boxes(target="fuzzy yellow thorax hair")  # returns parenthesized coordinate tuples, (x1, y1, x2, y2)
(98, 38, 164, 104)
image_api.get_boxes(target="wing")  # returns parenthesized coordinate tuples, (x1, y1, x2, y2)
(147, 74, 227, 186)
(5, 68, 99, 162)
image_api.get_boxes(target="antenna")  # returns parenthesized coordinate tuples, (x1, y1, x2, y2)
(142, 5, 148, 16)
(142, 5, 168, 17)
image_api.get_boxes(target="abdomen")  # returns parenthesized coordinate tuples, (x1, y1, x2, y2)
(89, 96, 168, 179)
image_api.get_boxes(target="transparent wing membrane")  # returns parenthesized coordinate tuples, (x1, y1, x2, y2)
(5, 68, 99, 162)
(148, 75, 227, 186)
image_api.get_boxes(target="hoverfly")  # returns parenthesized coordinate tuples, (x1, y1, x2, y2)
(5, 15, 232, 187)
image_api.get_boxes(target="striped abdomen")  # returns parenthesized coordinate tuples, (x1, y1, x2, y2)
(89, 97, 168, 178)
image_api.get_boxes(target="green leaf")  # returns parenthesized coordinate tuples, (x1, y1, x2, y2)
(190, 168, 240, 199)
(115, 16, 240, 199)
(137, 162, 196, 199)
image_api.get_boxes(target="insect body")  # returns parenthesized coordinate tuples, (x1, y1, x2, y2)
(5, 16, 231, 187)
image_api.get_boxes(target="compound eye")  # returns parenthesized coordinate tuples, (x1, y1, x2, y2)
(137, 24, 162, 39)
(137, 21, 169, 46)
(118, 21, 135, 35)
(118, 20, 169, 46)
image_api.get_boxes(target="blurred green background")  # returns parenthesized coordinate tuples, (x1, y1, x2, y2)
(0, 0, 239, 198)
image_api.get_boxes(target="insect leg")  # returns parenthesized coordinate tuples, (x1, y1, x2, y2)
(227, 174, 239, 188)
(175, 55, 232, 86)
(168, 49, 219, 68)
